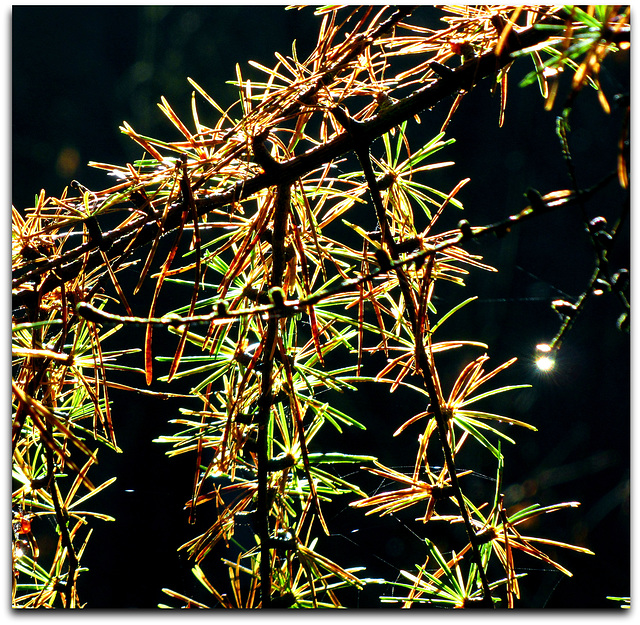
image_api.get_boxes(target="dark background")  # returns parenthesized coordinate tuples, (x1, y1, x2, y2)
(12, 6, 630, 609)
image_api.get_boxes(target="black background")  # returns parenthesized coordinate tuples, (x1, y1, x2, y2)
(12, 6, 630, 609)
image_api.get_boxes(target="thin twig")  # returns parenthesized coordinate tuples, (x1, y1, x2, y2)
(75, 172, 616, 330)
(256, 180, 291, 608)
(346, 112, 496, 604)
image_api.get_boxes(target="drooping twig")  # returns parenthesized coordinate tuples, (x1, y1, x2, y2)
(255, 134, 291, 604)
(337, 105, 495, 606)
